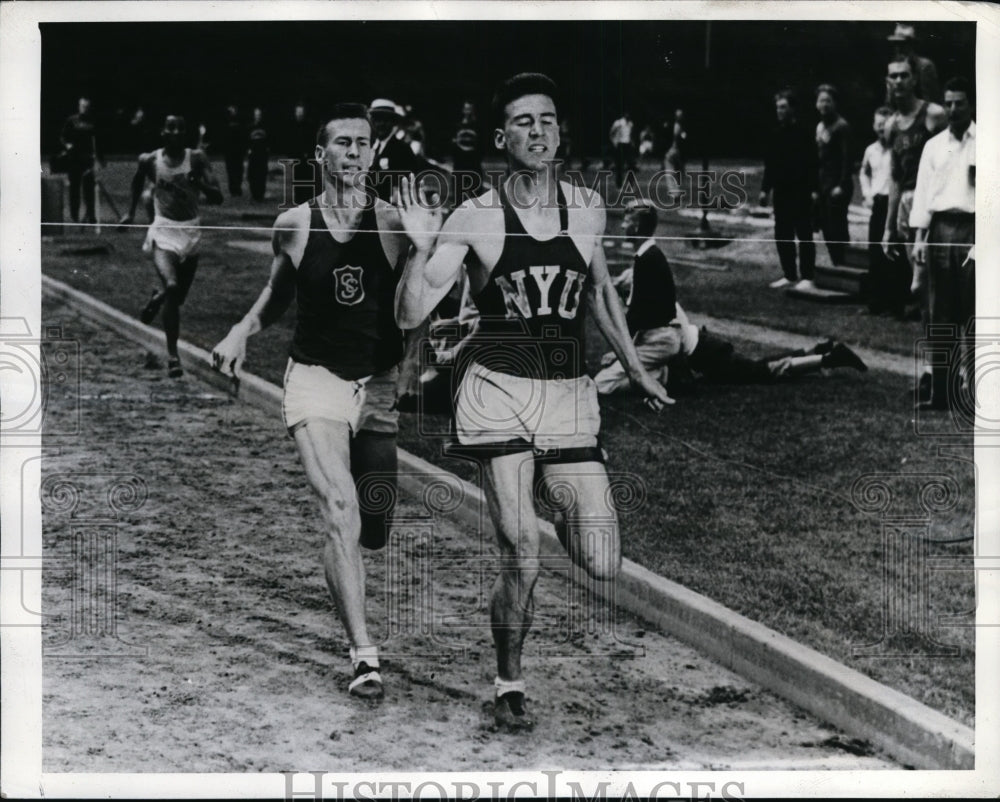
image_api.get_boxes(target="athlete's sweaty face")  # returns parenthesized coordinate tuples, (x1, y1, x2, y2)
(162, 116, 187, 149)
(497, 93, 559, 171)
(886, 62, 916, 101)
(317, 118, 373, 185)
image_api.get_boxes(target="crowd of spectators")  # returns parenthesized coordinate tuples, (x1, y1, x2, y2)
(53, 21, 974, 413)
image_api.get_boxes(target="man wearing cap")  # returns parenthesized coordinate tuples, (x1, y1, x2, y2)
(888, 24, 941, 105)
(368, 98, 425, 202)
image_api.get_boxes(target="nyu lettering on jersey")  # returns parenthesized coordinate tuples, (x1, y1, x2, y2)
(290, 202, 402, 380)
(152, 148, 201, 221)
(468, 181, 590, 380)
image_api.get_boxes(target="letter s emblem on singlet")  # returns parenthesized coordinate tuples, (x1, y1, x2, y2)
(333, 264, 365, 306)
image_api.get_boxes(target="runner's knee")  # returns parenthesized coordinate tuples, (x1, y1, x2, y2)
(495, 519, 541, 572)
(175, 269, 196, 304)
(573, 521, 621, 580)
(497, 554, 541, 591)
(584, 546, 620, 581)
(320, 489, 360, 538)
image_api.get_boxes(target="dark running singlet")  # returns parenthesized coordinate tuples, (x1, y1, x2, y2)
(890, 101, 931, 192)
(468, 181, 591, 380)
(290, 202, 402, 380)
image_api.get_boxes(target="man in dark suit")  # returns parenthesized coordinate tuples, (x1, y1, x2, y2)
(286, 102, 320, 205)
(759, 90, 817, 290)
(368, 98, 425, 202)
(60, 96, 103, 224)
(221, 105, 246, 198)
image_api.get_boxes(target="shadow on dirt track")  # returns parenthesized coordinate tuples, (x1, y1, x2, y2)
(40, 296, 896, 772)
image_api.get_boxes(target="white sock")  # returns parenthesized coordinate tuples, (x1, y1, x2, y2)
(350, 645, 379, 670)
(494, 676, 525, 698)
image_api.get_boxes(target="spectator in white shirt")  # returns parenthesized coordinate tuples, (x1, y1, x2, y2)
(860, 107, 902, 315)
(609, 113, 635, 187)
(909, 76, 975, 411)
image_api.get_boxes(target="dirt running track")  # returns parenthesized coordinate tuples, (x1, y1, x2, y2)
(40, 296, 897, 772)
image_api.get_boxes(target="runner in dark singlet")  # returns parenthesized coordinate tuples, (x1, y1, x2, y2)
(464, 178, 589, 381)
(212, 104, 423, 702)
(880, 55, 945, 326)
(882, 55, 945, 251)
(393, 73, 669, 732)
(290, 200, 402, 378)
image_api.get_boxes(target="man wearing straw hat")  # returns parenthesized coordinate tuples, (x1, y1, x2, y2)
(368, 98, 425, 202)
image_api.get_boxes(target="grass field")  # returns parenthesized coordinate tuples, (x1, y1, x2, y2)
(41, 158, 975, 727)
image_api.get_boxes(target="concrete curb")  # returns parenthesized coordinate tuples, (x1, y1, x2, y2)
(43, 274, 973, 770)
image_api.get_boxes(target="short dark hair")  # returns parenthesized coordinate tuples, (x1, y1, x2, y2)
(887, 53, 920, 79)
(815, 83, 839, 103)
(874, 105, 893, 118)
(625, 201, 657, 237)
(773, 89, 797, 108)
(943, 76, 974, 106)
(887, 54, 923, 100)
(317, 103, 373, 146)
(492, 72, 559, 128)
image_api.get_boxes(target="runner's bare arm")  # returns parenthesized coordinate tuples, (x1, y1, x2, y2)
(882, 118, 901, 256)
(586, 235, 673, 408)
(121, 153, 153, 223)
(395, 178, 468, 330)
(192, 150, 224, 205)
(926, 103, 947, 134)
(211, 214, 300, 377)
(374, 200, 411, 273)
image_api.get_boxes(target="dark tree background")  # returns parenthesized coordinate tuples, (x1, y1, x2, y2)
(41, 20, 975, 162)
